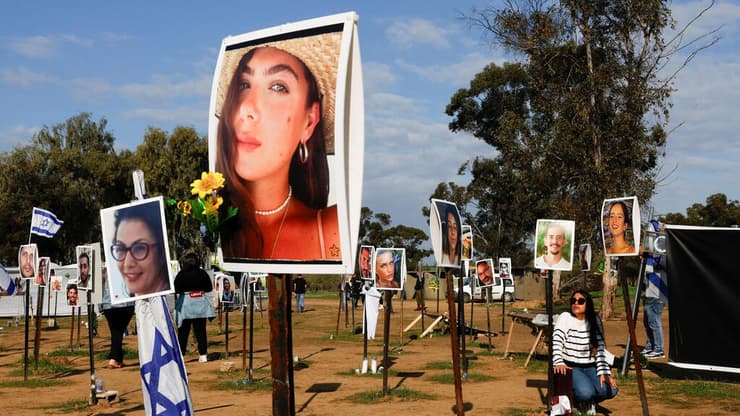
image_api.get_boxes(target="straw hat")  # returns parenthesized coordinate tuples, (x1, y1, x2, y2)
(215, 31, 342, 154)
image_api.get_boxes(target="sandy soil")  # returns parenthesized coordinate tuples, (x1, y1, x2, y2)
(0, 296, 735, 415)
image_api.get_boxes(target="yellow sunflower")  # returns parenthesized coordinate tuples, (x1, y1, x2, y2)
(191, 171, 225, 199)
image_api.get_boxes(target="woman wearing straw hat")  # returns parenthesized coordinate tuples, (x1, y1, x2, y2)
(217, 38, 341, 261)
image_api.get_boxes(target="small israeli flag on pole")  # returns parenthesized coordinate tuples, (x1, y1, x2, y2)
(30, 207, 64, 238)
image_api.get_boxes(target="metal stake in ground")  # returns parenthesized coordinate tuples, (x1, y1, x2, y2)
(268, 274, 295, 416)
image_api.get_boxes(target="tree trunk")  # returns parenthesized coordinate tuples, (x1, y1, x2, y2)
(601, 256, 617, 318)
(551, 270, 561, 300)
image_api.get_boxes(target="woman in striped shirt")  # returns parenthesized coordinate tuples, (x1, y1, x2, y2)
(553, 290, 618, 411)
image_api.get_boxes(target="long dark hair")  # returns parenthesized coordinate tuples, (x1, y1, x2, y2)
(113, 202, 168, 284)
(569, 289, 605, 357)
(216, 46, 330, 258)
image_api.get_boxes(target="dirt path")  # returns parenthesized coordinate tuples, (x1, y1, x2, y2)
(0, 296, 734, 415)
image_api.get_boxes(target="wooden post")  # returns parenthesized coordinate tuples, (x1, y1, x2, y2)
(249, 286, 255, 383)
(69, 304, 76, 351)
(242, 302, 247, 371)
(617, 261, 650, 415)
(268, 274, 295, 416)
(445, 270, 465, 415)
(485, 287, 492, 352)
(34, 285, 44, 369)
(335, 291, 342, 337)
(87, 292, 98, 405)
(545, 270, 554, 413)
(382, 291, 392, 396)
(501, 278, 507, 333)
(225, 306, 230, 357)
(23, 280, 31, 381)
(76, 306, 81, 346)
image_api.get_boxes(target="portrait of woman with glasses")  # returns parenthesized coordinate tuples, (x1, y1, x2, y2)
(101, 197, 173, 302)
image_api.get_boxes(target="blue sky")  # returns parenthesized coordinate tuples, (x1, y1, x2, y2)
(1, 0, 739, 234)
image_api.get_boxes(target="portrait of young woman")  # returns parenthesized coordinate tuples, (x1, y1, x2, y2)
(430, 199, 461, 268)
(601, 197, 640, 256)
(212, 29, 345, 264)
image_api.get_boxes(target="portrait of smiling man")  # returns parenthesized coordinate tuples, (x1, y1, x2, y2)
(534, 220, 574, 271)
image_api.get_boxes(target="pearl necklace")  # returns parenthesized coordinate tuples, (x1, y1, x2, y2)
(255, 186, 292, 216)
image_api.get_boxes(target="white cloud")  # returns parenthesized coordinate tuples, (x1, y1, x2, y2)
(0, 124, 39, 149)
(1, 67, 57, 87)
(395, 52, 494, 85)
(102, 32, 133, 42)
(363, 61, 397, 92)
(385, 18, 455, 49)
(123, 106, 207, 124)
(7, 34, 92, 58)
(119, 75, 212, 104)
(362, 99, 492, 228)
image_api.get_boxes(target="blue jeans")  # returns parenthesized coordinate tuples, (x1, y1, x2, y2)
(295, 293, 305, 312)
(572, 365, 618, 404)
(643, 298, 664, 352)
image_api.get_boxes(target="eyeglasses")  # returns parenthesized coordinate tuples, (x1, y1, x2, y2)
(111, 242, 157, 261)
(570, 297, 587, 305)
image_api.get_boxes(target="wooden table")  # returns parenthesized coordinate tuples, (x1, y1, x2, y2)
(503, 310, 553, 367)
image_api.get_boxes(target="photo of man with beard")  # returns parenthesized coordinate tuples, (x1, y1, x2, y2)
(534, 220, 574, 271)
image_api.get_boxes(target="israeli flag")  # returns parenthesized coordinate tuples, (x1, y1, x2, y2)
(30, 207, 64, 238)
(136, 296, 193, 415)
(0, 264, 15, 295)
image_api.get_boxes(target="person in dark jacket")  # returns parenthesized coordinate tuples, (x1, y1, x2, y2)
(175, 253, 215, 363)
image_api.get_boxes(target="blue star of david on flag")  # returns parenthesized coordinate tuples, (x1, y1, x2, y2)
(30, 207, 63, 238)
(137, 296, 193, 415)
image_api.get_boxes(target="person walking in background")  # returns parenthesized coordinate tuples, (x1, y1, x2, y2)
(642, 220, 668, 359)
(100, 268, 135, 368)
(175, 253, 216, 363)
(414, 272, 425, 311)
(294, 274, 307, 312)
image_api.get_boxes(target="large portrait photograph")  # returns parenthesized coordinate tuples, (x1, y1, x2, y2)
(601, 196, 640, 256)
(18, 244, 38, 280)
(100, 197, 174, 303)
(373, 248, 406, 292)
(534, 219, 575, 271)
(209, 13, 363, 275)
(429, 199, 462, 268)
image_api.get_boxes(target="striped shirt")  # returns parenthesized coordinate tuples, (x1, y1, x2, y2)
(552, 312, 611, 376)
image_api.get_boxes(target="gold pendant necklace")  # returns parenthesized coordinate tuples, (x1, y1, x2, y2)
(269, 201, 290, 259)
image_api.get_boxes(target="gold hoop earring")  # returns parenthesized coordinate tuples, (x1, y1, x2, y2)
(299, 141, 309, 164)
